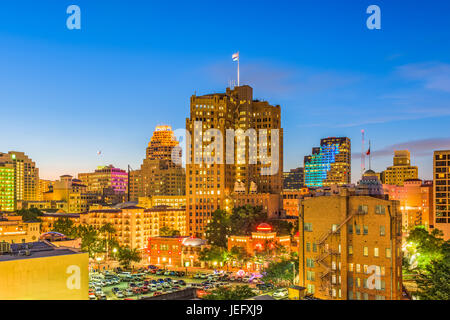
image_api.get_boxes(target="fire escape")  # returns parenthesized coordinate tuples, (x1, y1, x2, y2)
(315, 208, 366, 297)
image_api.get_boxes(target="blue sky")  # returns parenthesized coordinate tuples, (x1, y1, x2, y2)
(0, 0, 449, 182)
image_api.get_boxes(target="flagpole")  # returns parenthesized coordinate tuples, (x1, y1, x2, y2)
(237, 52, 240, 87)
(369, 140, 372, 170)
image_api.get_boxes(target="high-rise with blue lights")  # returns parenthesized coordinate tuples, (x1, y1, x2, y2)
(304, 137, 351, 187)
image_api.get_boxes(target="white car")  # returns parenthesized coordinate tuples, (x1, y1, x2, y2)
(273, 289, 288, 298)
(116, 292, 124, 299)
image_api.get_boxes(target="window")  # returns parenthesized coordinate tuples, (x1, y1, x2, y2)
(349, 263, 354, 272)
(356, 278, 361, 288)
(356, 264, 361, 273)
(355, 225, 361, 235)
(304, 223, 313, 232)
(363, 225, 368, 235)
(380, 226, 385, 236)
(375, 295, 385, 300)
(306, 242, 311, 252)
(363, 293, 369, 300)
(348, 224, 353, 234)
(307, 271, 315, 281)
(307, 284, 315, 294)
(306, 258, 315, 268)
(348, 277, 353, 287)
(348, 290, 353, 300)
(356, 292, 361, 300)
(363, 278, 368, 288)
(376, 205, 386, 214)
(386, 248, 391, 258)
(358, 205, 368, 214)
(363, 246, 369, 256)
(312, 243, 317, 252)
(348, 245, 353, 255)
(363, 265, 368, 274)
(374, 247, 379, 257)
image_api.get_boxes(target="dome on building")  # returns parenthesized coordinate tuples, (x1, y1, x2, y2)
(182, 237, 206, 247)
(256, 223, 272, 233)
(364, 169, 376, 176)
(39, 231, 69, 241)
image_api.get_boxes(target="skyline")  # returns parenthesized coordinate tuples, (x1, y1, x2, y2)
(1, 1, 450, 181)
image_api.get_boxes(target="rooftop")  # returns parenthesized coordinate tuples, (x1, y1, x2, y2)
(0, 241, 82, 262)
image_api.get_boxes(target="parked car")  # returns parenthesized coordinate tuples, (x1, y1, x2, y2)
(178, 280, 186, 286)
(153, 291, 162, 296)
(273, 288, 289, 298)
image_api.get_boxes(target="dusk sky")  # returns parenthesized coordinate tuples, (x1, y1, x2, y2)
(1, 0, 449, 182)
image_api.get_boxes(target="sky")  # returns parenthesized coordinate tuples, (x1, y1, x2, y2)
(0, 0, 449, 182)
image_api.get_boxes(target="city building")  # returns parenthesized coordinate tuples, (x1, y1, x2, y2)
(186, 85, 283, 236)
(381, 150, 418, 186)
(282, 188, 310, 217)
(0, 214, 40, 243)
(37, 179, 53, 201)
(40, 212, 88, 233)
(298, 187, 403, 300)
(230, 193, 283, 219)
(129, 126, 185, 201)
(146, 236, 207, 268)
(0, 151, 39, 209)
(433, 150, 450, 240)
(44, 175, 100, 213)
(137, 195, 186, 209)
(85, 205, 187, 253)
(304, 137, 351, 187)
(18, 199, 67, 212)
(78, 165, 128, 203)
(0, 241, 88, 300)
(283, 167, 304, 190)
(0, 163, 15, 212)
(383, 179, 434, 233)
(228, 223, 291, 271)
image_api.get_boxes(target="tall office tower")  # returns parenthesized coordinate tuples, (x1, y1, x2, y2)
(304, 137, 351, 187)
(129, 126, 185, 201)
(0, 152, 39, 208)
(298, 188, 403, 300)
(434, 150, 450, 240)
(37, 179, 53, 201)
(186, 85, 283, 237)
(283, 167, 304, 190)
(381, 150, 418, 186)
(0, 163, 15, 212)
(78, 165, 128, 195)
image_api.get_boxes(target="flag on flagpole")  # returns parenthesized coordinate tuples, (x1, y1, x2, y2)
(366, 148, 370, 156)
(232, 52, 239, 61)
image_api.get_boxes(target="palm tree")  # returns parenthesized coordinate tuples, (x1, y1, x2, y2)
(100, 223, 116, 260)
(117, 246, 141, 270)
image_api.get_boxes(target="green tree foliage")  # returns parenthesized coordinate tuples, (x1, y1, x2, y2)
(52, 217, 76, 237)
(230, 205, 267, 236)
(205, 210, 231, 248)
(263, 257, 299, 286)
(405, 226, 450, 300)
(117, 246, 141, 269)
(16, 208, 43, 222)
(198, 246, 229, 265)
(203, 285, 256, 300)
(75, 225, 101, 258)
(229, 246, 252, 267)
(159, 226, 181, 237)
(271, 219, 294, 236)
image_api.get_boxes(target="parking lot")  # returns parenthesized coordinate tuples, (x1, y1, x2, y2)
(89, 267, 288, 300)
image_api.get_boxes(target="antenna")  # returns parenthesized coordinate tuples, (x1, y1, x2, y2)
(361, 129, 365, 177)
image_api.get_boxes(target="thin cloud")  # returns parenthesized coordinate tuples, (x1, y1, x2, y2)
(352, 137, 450, 160)
(397, 62, 450, 93)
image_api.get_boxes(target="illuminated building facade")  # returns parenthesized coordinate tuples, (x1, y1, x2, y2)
(40, 212, 87, 233)
(137, 195, 186, 209)
(186, 85, 283, 236)
(383, 179, 433, 232)
(283, 167, 304, 190)
(298, 188, 403, 300)
(228, 223, 291, 271)
(146, 236, 207, 268)
(0, 152, 39, 209)
(0, 163, 15, 212)
(381, 150, 418, 186)
(78, 165, 128, 195)
(230, 193, 283, 219)
(86, 205, 187, 253)
(129, 126, 185, 201)
(282, 188, 310, 217)
(0, 215, 40, 243)
(433, 150, 450, 240)
(0, 241, 88, 300)
(304, 137, 351, 187)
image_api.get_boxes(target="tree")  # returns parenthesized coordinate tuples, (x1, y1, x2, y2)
(99, 223, 117, 260)
(203, 285, 256, 300)
(16, 208, 43, 222)
(117, 246, 141, 269)
(159, 226, 181, 237)
(229, 246, 252, 268)
(263, 257, 299, 286)
(404, 226, 450, 299)
(53, 217, 76, 237)
(271, 219, 294, 236)
(230, 205, 267, 236)
(205, 210, 231, 248)
(198, 246, 229, 267)
(75, 225, 101, 258)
